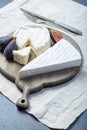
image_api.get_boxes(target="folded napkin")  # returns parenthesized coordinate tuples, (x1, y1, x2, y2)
(0, 0, 87, 129)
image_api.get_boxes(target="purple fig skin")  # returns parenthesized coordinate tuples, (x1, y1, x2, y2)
(4, 39, 17, 59)
(0, 36, 13, 52)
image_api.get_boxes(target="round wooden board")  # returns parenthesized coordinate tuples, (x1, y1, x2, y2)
(0, 28, 82, 109)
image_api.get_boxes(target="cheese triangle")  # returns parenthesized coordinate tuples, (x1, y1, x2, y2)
(18, 39, 81, 78)
(13, 46, 31, 65)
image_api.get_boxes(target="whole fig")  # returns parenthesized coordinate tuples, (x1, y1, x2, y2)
(4, 39, 17, 59)
(0, 36, 13, 52)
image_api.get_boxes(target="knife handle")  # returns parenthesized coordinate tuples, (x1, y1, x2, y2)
(52, 20, 82, 35)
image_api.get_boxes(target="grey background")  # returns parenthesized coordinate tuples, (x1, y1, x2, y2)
(0, 0, 87, 130)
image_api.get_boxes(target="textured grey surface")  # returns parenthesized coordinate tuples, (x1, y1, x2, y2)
(0, 0, 13, 8)
(67, 110, 87, 130)
(0, 93, 87, 130)
(73, 0, 87, 6)
(0, 94, 50, 130)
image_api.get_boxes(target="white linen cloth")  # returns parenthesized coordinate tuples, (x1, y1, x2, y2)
(0, 0, 87, 129)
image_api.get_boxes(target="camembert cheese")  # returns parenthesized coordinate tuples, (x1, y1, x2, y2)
(13, 46, 31, 65)
(13, 24, 51, 56)
(18, 39, 81, 78)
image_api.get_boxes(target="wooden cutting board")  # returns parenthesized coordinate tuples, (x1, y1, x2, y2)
(0, 29, 82, 109)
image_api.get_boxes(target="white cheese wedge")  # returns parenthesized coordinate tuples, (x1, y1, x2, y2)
(18, 39, 81, 78)
(13, 24, 51, 56)
(13, 26, 30, 49)
(13, 46, 31, 65)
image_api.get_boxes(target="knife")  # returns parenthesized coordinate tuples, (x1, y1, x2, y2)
(20, 8, 82, 35)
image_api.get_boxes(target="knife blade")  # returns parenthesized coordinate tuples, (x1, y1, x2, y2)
(20, 8, 82, 35)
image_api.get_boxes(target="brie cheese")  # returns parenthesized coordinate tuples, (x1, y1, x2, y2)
(13, 26, 30, 49)
(18, 39, 81, 78)
(13, 24, 51, 56)
(13, 46, 31, 65)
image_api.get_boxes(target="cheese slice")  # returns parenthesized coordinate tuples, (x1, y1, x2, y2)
(13, 46, 31, 65)
(13, 24, 51, 56)
(18, 39, 81, 78)
(13, 26, 30, 49)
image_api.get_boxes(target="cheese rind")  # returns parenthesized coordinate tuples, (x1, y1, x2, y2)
(18, 39, 81, 78)
(13, 24, 51, 55)
(13, 46, 31, 65)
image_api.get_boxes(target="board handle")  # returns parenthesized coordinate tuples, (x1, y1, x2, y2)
(16, 87, 30, 110)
